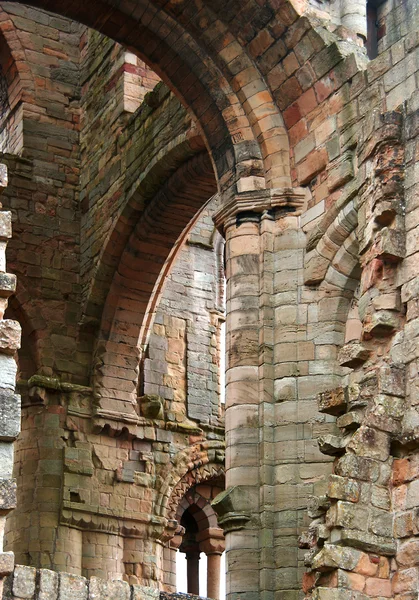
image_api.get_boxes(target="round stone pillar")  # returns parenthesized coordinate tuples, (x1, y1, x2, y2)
(198, 527, 225, 600)
(185, 551, 200, 595)
(212, 188, 306, 600)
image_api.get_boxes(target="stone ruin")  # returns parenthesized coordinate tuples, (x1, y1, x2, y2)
(0, 0, 418, 599)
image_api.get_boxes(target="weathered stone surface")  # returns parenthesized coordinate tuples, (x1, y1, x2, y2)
(338, 343, 370, 368)
(59, 573, 87, 600)
(39, 569, 59, 600)
(328, 474, 360, 503)
(0, 392, 21, 441)
(0, 356, 17, 391)
(0, 2, 418, 600)
(347, 426, 390, 461)
(0, 274, 16, 298)
(337, 529, 396, 556)
(0, 321, 21, 356)
(311, 544, 361, 572)
(318, 435, 347, 456)
(318, 388, 347, 415)
(0, 213, 12, 241)
(13, 565, 36, 599)
(0, 552, 14, 576)
(307, 495, 331, 519)
(0, 479, 16, 510)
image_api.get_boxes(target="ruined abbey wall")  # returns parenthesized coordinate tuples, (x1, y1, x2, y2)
(0, 0, 417, 599)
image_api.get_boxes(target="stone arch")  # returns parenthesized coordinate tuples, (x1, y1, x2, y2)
(304, 191, 359, 287)
(82, 129, 208, 327)
(154, 441, 225, 519)
(161, 462, 225, 594)
(0, 8, 36, 154)
(302, 182, 363, 399)
(4, 283, 46, 380)
(93, 152, 218, 415)
(175, 488, 221, 532)
(11, 0, 296, 191)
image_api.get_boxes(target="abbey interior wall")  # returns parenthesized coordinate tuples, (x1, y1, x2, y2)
(0, 0, 417, 599)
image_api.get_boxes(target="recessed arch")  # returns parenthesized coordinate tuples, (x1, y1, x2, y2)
(93, 151, 217, 411)
(10, 0, 295, 190)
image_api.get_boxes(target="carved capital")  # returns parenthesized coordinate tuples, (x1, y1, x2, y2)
(213, 188, 306, 234)
(197, 527, 225, 555)
(211, 486, 251, 534)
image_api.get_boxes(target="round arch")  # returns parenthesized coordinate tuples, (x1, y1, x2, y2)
(10, 0, 296, 191)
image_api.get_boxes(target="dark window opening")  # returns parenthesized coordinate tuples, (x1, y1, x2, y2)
(366, 0, 386, 59)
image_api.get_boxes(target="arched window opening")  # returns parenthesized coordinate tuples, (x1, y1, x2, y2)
(172, 482, 225, 599)
(0, 32, 23, 154)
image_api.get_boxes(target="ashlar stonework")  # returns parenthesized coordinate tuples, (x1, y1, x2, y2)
(0, 0, 417, 599)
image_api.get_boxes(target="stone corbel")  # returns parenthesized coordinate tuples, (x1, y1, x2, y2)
(211, 486, 251, 534)
(213, 187, 306, 234)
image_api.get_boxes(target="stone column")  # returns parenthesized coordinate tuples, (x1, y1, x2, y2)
(0, 163, 21, 593)
(185, 551, 200, 595)
(212, 188, 305, 600)
(340, 0, 367, 40)
(198, 528, 225, 600)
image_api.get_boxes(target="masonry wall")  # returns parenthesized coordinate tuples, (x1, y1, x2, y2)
(0, 6, 223, 591)
(1, 0, 419, 599)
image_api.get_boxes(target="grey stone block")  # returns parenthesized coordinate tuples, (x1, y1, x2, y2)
(59, 573, 88, 600)
(0, 391, 21, 441)
(13, 565, 36, 599)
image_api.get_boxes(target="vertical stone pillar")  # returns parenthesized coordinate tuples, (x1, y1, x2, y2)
(212, 188, 305, 600)
(0, 164, 20, 592)
(198, 528, 225, 600)
(185, 551, 200, 595)
(206, 554, 221, 600)
(340, 0, 367, 40)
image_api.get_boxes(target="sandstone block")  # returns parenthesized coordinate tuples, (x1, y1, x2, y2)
(328, 474, 360, 503)
(0, 443, 14, 479)
(0, 552, 14, 576)
(363, 310, 400, 336)
(39, 569, 59, 600)
(335, 454, 380, 482)
(0, 478, 16, 510)
(0, 355, 18, 391)
(89, 577, 130, 600)
(337, 410, 364, 430)
(311, 543, 361, 572)
(338, 528, 396, 555)
(132, 586, 159, 600)
(347, 426, 390, 461)
(0, 273, 16, 298)
(318, 434, 347, 456)
(318, 387, 346, 415)
(0, 213, 11, 240)
(307, 495, 331, 518)
(13, 565, 36, 599)
(0, 391, 21, 441)
(0, 321, 21, 355)
(338, 342, 369, 368)
(59, 573, 87, 600)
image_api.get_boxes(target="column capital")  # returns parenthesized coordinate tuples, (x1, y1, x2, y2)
(197, 527, 225, 555)
(213, 187, 306, 234)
